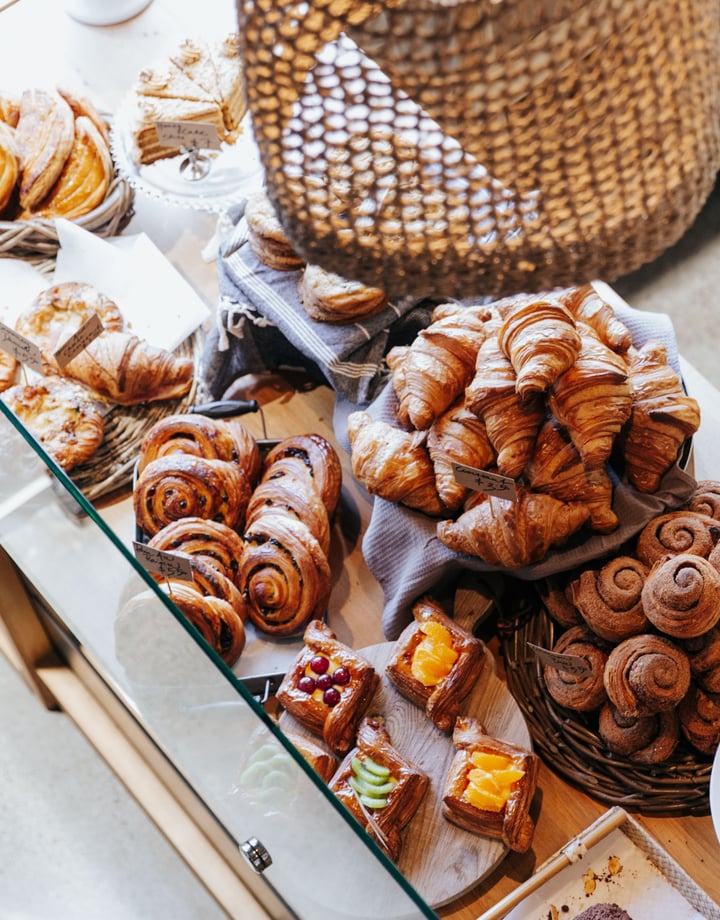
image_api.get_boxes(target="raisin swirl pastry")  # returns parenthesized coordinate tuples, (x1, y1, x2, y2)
(262, 433, 342, 518)
(570, 556, 650, 642)
(635, 510, 718, 566)
(146, 551, 247, 626)
(678, 684, 720, 755)
(276, 619, 379, 755)
(641, 553, 720, 638)
(603, 634, 691, 718)
(133, 454, 251, 538)
(147, 517, 245, 588)
(543, 626, 610, 712)
(156, 581, 246, 667)
(245, 474, 331, 556)
(688, 480, 720, 522)
(598, 702, 680, 764)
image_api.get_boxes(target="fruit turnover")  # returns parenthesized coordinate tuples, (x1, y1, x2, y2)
(329, 715, 429, 861)
(442, 716, 539, 852)
(276, 620, 379, 755)
(386, 595, 486, 733)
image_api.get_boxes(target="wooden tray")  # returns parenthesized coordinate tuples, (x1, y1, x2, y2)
(281, 640, 532, 908)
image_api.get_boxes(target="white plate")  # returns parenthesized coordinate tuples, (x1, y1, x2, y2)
(711, 743, 720, 844)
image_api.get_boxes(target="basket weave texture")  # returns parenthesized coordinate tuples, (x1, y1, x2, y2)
(239, 0, 720, 298)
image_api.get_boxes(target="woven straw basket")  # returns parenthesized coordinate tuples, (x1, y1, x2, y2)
(239, 0, 720, 298)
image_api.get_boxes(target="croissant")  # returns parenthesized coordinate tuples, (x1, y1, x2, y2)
(15, 88, 75, 210)
(557, 284, 633, 353)
(63, 331, 194, 405)
(329, 715, 429, 861)
(426, 398, 496, 513)
(547, 325, 632, 468)
(641, 553, 720, 638)
(603, 633, 691, 717)
(347, 411, 446, 516)
(134, 454, 251, 537)
(543, 625, 610, 711)
(147, 517, 246, 588)
(570, 556, 650, 642)
(525, 418, 618, 534)
(678, 683, 720, 755)
(635, 510, 718, 566)
(262, 434, 342, 517)
(238, 512, 332, 637)
(138, 413, 256, 474)
(688, 480, 720, 522)
(598, 702, 680, 764)
(437, 488, 590, 568)
(465, 333, 545, 479)
(497, 298, 581, 400)
(0, 120, 18, 214)
(156, 581, 246, 667)
(622, 342, 700, 492)
(391, 305, 494, 430)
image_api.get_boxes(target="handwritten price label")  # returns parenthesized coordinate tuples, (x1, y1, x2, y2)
(53, 313, 104, 369)
(155, 120, 221, 150)
(0, 321, 44, 374)
(133, 542, 194, 582)
(528, 642, 592, 678)
(452, 462, 518, 502)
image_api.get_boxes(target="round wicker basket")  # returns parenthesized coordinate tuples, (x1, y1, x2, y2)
(499, 591, 713, 816)
(239, 0, 720, 298)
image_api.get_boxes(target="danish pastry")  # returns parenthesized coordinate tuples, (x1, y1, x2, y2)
(329, 715, 429, 861)
(156, 580, 245, 666)
(147, 519, 246, 590)
(442, 716, 539, 853)
(276, 620, 380, 755)
(280, 724, 338, 783)
(262, 433, 342, 518)
(386, 595, 485, 733)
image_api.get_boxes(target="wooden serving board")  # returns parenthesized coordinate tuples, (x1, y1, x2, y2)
(280, 638, 532, 908)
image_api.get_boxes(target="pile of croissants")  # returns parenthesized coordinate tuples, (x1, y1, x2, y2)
(347, 284, 701, 568)
(132, 413, 342, 665)
(539, 480, 720, 762)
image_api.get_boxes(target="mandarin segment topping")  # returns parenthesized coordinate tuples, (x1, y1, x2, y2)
(462, 749, 526, 813)
(410, 620, 459, 686)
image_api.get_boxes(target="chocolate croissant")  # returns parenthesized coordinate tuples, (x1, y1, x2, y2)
(635, 510, 719, 566)
(622, 341, 700, 493)
(557, 284, 633, 354)
(147, 517, 246, 589)
(641, 553, 720, 639)
(347, 411, 446, 516)
(497, 298, 581, 400)
(543, 625, 610, 712)
(437, 488, 590, 568)
(570, 556, 649, 642)
(598, 702, 680, 764)
(603, 633, 691, 718)
(547, 325, 632, 468)
(63, 330, 194, 405)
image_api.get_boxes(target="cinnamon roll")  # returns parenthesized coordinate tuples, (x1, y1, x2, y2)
(687, 480, 720, 522)
(262, 434, 342, 517)
(238, 512, 332, 637)
(598, 702, 680, 764)
(603, 634, 691, 718)
(157, 581, 246, 666)
(536, 573, 581, 629)
(570, 556, 649, 642)
(641, 553, 720, 639)
(681, 626, 720, 694)
(147, 517, 245, 588)
(678, 684, 720, 756)
(635, 510, 718, 566)
(543, 626, 610, 712)
(134, 454, 251, 537)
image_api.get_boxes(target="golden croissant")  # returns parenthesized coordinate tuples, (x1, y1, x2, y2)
(548, 325, 632, 468)
(62, 330, 194, 405)
(15, 88, 75, 211)
(437, 487, 590, 567)
(558, 284, 633, 353)
(347, 410, 446, 516)
(622, 341, 700, 493)
(0, 121, 18, 214)
(465, 332, 545, 479)
(497, 298, 581, 400)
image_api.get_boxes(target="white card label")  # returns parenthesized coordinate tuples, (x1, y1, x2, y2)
(133, 541, 194, 582)
(452, 462, 518, 502)
(528, 642, 592, 678)
(0, 321, 44, 374)
(155, 120, 221, 150)
(53, 313, 104, 369)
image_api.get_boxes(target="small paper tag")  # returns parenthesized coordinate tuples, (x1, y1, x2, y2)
(452, 462, 518, 501)
(0, 321, 44, 374)
(155, 120, 221, 150)
(53, 313, 104, 369)
(528, 642, 592, 678)
(133, 541, 194, 582)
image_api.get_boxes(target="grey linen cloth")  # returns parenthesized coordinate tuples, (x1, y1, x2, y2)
(200, 213, 435, 405)
(344, 300, 698, 640)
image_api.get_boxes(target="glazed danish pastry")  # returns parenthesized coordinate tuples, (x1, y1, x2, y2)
(385, 595, 485, 734)
(245, 475, 331, 556)
(441, 716, 539, 853)
(281, 724, 338, 783)
(329, 715, 429, 861)
(262, 433, 342, 517)
(276, 620, 380, 755)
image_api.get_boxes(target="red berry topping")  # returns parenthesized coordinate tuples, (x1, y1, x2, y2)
(310, 655, 330, 675)
(323, 687, 341, 707)
(332, 667, 350, 686)
(316, 673, 333, 691)
(298, 675, 316, 694)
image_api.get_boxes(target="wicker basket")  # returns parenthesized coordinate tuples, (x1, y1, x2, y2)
(239, 0, 720, 298)
(498, 588, 713, 816)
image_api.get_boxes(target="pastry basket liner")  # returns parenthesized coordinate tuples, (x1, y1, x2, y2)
(239, 0, 720, 298)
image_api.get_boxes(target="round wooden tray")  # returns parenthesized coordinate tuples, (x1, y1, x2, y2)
(281, 640, 532, 909)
